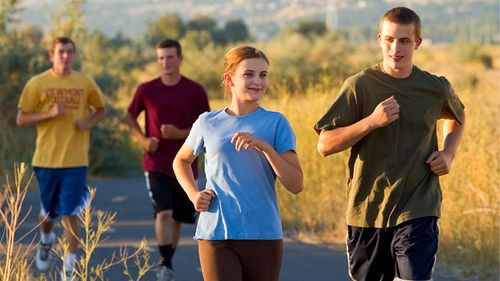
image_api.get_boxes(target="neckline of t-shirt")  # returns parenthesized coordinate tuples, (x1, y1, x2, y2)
(49, 69, 73, 80)
(158, 76, 184, 87)
(376, 62, 417, 81)
(222, 107, 264, 118)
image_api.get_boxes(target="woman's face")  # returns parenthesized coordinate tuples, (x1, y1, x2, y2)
(228, 58, 268, 103)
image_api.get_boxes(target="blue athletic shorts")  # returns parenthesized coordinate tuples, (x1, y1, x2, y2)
(33, 166, 89, 219)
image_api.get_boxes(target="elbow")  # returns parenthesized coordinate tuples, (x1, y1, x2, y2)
(317, 143, 329, 157)
(317, 142, 339, 157)
(317, 131, 343, 157)
(16, 116, 28, 127)
(291, 183, 304, 195)
(288, 173, 304, 195)
(172, 155, 181, 175)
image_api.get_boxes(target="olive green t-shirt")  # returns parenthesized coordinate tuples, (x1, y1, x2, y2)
(314, 63, 464, 228)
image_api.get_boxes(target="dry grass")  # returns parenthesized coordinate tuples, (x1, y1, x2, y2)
(0, 164, 154, 281)
(0, 163, 36, 281)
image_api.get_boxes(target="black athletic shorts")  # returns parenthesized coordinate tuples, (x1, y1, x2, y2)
(145, 171, 196, 223)
(347, 216, 439, 281)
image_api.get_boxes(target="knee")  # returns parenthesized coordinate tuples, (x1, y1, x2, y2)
(156, 210, 173, 221)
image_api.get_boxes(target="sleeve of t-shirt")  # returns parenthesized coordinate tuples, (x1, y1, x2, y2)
(197, 86, 210, 114)
(185, 113, 205, 157)
(128, 84, 145, 118)
(18, 78, 40, 112)
(314, 78, 359, 134)
(440, 78, 465, 125)
(275, 114, 297, 154)
(87, 76, 106, 109)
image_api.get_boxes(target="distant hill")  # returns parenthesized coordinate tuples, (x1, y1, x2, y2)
(14, 0, 499, 43)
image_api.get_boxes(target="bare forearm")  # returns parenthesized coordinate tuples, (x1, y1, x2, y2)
(177, 128, 190, 139)
(317, 116, 376, 156)
(173, 156, 199, 201)
(86, 108, 105, 127)
(262, 150, 303, 194)
(125, 113, 147, 143)
(442, 111, 466, 158)
(16, 110, 52, 127)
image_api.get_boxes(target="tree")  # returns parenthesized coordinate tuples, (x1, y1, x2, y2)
(0, 0, 20, 35)
(295, 19, 327, 37)
(223, 19, 250, 43)
(145, 13, 185, 45)
(187, 15, 217, 34)
(46, 0, 88, 46)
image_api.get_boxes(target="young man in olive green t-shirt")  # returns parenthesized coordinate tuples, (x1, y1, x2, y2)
(315, 7, 465, 281)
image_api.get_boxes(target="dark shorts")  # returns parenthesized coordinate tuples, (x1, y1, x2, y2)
(347, 216, 439, 281)
(144, 171, 196, 223)
(198, 239, 283, 281)
(34, 166, 89, 219)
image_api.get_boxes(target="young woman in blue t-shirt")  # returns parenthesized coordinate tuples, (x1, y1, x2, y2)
(173, 45, 303, 281)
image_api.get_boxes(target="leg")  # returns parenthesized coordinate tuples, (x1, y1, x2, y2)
(171, 220, 182, 248)
(62, 215, 80, 254)
(33, 167, 60, 272)
(145, 171, 178, 280)
(346, 225, 395, 281)
(170, 174, 197, 252)
(156, 210, 175, 246)
(35, 167, 59, 236)
(61, 215, 79, 280)
(198, 240, 243, 281)
(239, 240, 283, 281)
(392, 217, 439, 281)
(39, 216, 55, 235)
(58, 167, 89, 280)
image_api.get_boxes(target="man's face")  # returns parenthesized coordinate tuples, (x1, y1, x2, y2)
(156, 47, 182, 76)
(50, 43, 75, 74)
(377, 20, 422, 77)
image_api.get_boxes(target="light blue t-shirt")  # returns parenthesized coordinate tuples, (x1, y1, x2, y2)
(185, 107, 296, 240)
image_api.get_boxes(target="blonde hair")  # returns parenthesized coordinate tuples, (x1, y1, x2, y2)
(221, 46, 270, 97)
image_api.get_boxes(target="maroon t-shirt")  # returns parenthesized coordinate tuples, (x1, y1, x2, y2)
(128, 76, 210, 178)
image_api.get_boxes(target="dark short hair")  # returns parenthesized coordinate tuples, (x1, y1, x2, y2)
(379, 7, 421, 38)
(51, 37, 76, 52)
(156, 39, 182, 56)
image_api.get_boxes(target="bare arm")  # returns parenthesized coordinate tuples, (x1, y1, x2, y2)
(231, 132, 304, 194)
(160, 124, 190, 139)
(426, 110, 466, 176)
(317, 96, 400, 157)
(75, 107, 106, 130)
(16, 103, 64, 127)
(125, 112, 159, 152)
(173, 145, 214, 211)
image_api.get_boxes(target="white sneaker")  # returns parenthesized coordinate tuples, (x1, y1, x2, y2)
(36, 231, 56, 272)
(157, 265, 176, 281)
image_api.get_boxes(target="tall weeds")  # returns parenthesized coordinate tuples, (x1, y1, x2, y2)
(0, 164, 154, 281)
(54, 188, 154, 281)
(0, 163, 36, 280)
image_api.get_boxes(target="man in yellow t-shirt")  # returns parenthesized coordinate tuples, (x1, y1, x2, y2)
(17, 37, 105, 280)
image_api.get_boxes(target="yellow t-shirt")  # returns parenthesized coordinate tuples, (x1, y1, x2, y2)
(18, 69, 106, 168)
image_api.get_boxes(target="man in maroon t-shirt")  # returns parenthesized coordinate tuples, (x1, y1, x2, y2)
(126, 39, 210, 281)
